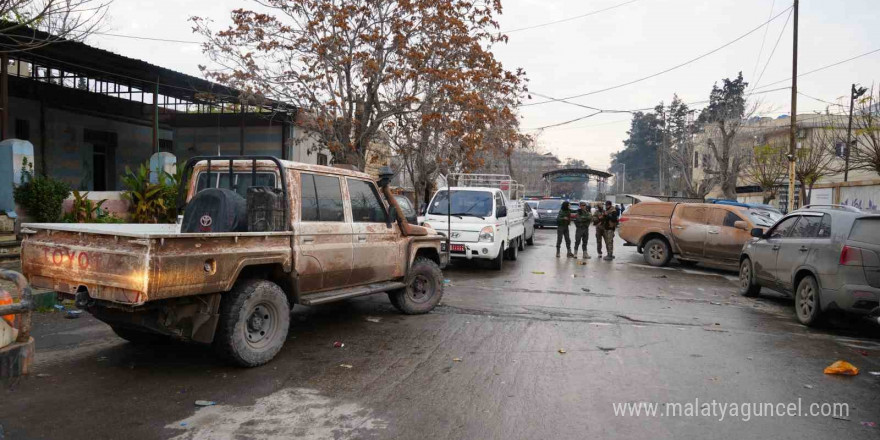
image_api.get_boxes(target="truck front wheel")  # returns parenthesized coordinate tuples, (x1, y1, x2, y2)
(643, 238, 672, 267)
(388, 257, 444, 315)
(214, 279, 290, 367)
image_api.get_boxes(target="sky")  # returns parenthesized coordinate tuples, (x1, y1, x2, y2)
(88, 0, 880, 170)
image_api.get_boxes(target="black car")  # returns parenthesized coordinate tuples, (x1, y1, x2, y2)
(534, 199, 567, 228)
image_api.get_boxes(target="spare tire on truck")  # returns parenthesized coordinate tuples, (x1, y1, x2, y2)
(182, 188, 247, 233)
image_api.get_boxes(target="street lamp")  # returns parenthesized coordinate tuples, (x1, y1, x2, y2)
(844, 83, 869, 182)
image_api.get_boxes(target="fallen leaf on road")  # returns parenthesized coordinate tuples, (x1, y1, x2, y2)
(195, 400, 216, 407)
(531, 271, 545, 275)
(365, 317, 381, 323)
(339, 364, 353, 369)
(558, 349, 566, 354)
(333, 341, 344, 348)
(869, 371, 880, 376)
(803, 384, 814, 389)
(824, 360, 859, 376)
(653, 275, 667, 279)
(36, 373, 51, 378)
(581, 288, 591, 292)
(452, 358, 462, 362)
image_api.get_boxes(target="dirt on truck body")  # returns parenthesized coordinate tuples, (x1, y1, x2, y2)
(20, 157, 447, 366)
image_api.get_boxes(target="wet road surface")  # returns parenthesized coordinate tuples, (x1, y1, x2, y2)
(3, 228, 880, 439)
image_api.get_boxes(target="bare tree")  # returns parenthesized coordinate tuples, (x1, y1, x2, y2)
(1, 0, 110, 52)
(742, 141, 787, 204)
(796, 122, 842, 205)
(850, 85, 880, 176)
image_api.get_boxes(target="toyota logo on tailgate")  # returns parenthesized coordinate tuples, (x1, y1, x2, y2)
(200, 214, 213, 231)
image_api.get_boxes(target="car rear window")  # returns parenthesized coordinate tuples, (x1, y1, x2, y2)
(748, 209, 782, 228)
(849, 218, 880, 245)
(537, 200, 564, 210)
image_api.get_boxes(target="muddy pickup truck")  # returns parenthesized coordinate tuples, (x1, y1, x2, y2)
(619, 201, 782, 268)
(20, 156, 447, 366)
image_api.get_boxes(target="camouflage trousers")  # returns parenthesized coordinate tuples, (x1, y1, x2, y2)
(603, 229, 615, 256)
(574, 227, 589, 252)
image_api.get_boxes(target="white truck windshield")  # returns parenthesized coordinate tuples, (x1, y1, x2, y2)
(429, 190, 493, 219)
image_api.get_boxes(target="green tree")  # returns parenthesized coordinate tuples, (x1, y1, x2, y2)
(612, 110, 664, 192)
(742, 142, 787, 204)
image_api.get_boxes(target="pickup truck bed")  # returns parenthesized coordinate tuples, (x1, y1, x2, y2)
(21, 223, 293, 305)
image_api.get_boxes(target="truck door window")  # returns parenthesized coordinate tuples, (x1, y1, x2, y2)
(680, 206, 707, 223)
(722, 211, 745, 228)
(300, 173, 344, 222)
(494, 192, 504, 216)
(347, 179, 388, 223)
(789, 215, 822, 238)
(768, 216, 799, 239)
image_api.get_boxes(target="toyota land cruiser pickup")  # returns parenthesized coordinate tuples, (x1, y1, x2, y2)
(20, 156, 446, 367)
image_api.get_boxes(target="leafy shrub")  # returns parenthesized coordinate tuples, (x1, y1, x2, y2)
(62, 190, 123, 223)
(13, 158, 71, 222)
(122, 162, 184, 223)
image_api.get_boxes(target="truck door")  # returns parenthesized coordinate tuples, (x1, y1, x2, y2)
(295, 172, 352, 292)
(347, 178, 402, 285)
(670, 205, 709, 258)
(705, 208, 751, 263)
(774, 214, 822, 290)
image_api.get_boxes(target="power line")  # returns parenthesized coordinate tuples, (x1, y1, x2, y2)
(752, 47, 880, 91)
(92, 31, 202, 44)
(748, 8, 792, 94)
(748, 0, 777, 85)
(501, 0, 645, 34)
(521, 6, 793, 107)
(797, 91, 845, 108)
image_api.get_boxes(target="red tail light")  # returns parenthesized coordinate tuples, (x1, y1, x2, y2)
(840, 245, 864, 266)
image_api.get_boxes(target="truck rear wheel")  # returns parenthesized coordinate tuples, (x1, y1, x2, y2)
(214, 279, 290, 367)
(388, 257, 444, 315)
(111, 326, 169, 345)
(643, 238, 672, 267)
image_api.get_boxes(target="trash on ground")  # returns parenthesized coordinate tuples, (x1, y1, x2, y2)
(53, 304, 65, 311)
(832, 415, 851, 422)
(709, 302, 721, 305)
(653, 275, 667, 279)
(581, 288, 591, 292)
(803, 384, 813, 389)
(36, 373, 51, 378)
(452, 357, 462, 362)
(365, 317, 381, 323)
(824, 360, 859, 376)
(558, 349, 566, 354)
(860, 421, 877, 428)
(180, 422, 188, 427)
(194, 400, 216, 407)
(339, 364, 353, 369)
(333, 341, 344, 348)
(531, 271, 545, 275)
(65, 310, 82, 319)
(443, 279, 451, 284)
(868, 371, 880, 376)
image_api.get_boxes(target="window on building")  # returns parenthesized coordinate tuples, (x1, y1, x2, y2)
(347, 178, 387, 223)
(14, 119, 30, 140)
(158, 139, 173, 151)
(316, 153, 328, 166)
(300, 173, 344, 222)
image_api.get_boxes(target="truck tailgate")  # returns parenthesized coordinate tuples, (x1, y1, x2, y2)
(22, 229, 151, 304)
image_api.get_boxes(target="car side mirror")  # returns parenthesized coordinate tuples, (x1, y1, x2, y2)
(497, 206, 507, 218)
(734, 220, 748, 231)
(750, 228, 764, 238)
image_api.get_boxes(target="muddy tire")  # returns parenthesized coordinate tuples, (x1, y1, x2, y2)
(214, 279, 290, 367)
(738, 258, 761, 297)
(643, 238, 672, 267)
(111, 326, 169, 345)
(517, 236, 526, 251)
(388, 257, 444, 315)
(490, 245, 504, 271)
(795, 275, 823, 326)
(526, 234, 534, 246)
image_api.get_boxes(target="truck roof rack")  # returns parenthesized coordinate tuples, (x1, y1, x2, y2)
(800, 204, 861, 213)
(447, 173, 524, 200)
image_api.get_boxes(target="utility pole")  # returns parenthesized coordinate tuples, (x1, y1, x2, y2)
(844, 83, 868, 182)
(787, 0, 799, 213)
(660, 111, 666, 195)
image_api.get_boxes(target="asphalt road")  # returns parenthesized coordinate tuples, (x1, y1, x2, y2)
(3, 227, 880, 439)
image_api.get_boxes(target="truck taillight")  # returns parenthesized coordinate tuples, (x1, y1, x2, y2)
(840, 245, 863, 266)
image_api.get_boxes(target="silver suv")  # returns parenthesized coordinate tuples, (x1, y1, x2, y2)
(739, 205, 880, 326)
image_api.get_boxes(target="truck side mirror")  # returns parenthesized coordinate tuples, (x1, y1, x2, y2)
(734, 220, 748, 231)
(497, 206, 507, 218)
(750, 228, 764, 238)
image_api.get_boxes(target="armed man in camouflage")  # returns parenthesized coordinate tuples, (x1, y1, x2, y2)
(573, 201, 592, 259)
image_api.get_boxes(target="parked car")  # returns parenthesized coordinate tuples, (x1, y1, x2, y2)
(20, 157, 446, 367)
(619, 201, 782, 268)
(534, 198, 568, 228)
(422, 175, 526, 270)
(523, 202, 536, 245)
(393, 194, 418, 224)
(739, 205, 880, 326)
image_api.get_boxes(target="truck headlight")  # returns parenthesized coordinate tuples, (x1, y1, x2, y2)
(479, 226, 494, 242)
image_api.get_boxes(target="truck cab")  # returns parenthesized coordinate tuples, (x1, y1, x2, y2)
(422, 174, 525, 271)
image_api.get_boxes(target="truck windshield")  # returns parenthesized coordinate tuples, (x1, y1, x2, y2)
(748, 209, 783, 227)
(429, 190, 493, 218)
